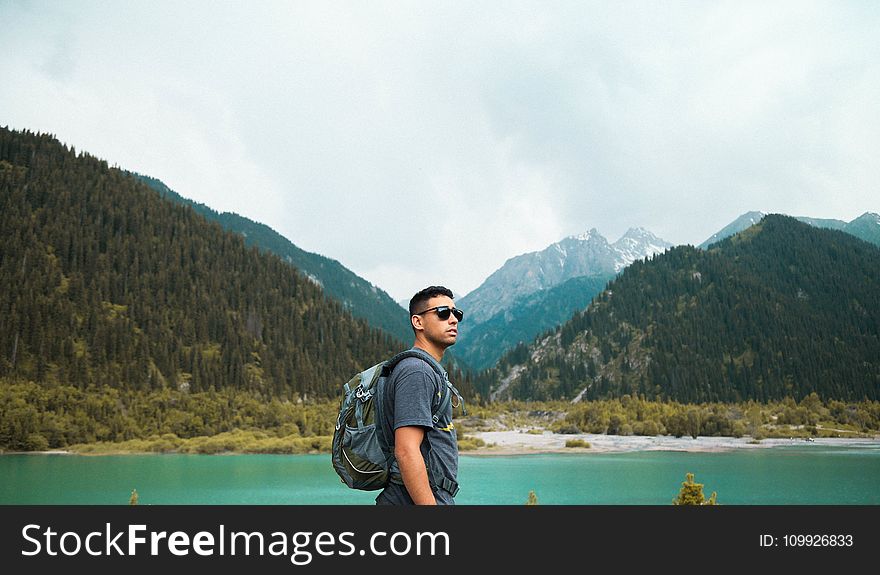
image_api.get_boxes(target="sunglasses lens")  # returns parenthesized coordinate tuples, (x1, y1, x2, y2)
(434, 307, 464, 321)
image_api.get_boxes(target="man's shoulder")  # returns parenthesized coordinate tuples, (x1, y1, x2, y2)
(392, 355, 441, 380)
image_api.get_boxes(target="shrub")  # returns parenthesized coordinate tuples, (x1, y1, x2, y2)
(565, 438, 591, 448)
(457, 436, 486, 451)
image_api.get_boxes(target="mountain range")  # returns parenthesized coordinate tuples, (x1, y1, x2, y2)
(117, 178, 880, 380)
(452, 228, 672, 369)
(450, 212, 877, 372)
(481, 215, 880, 403)
(699, 211, 880, 249)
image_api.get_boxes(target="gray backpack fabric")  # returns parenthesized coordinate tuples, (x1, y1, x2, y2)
(331, 349, 464, 492)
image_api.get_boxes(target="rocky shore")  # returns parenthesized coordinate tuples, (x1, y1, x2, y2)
(465, 430, 880, 455)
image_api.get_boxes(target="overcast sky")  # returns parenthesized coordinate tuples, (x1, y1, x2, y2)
(2, 1, 878, 302)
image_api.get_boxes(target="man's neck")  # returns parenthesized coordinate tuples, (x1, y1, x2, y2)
(413, 341, 444, 363)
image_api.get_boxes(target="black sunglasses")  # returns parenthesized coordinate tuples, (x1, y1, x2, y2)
(414, 305, 464, 322)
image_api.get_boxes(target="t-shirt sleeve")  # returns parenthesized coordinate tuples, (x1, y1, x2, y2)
(392, 368, 437, 430)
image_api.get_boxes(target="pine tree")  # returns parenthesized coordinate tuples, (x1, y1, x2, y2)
(673, 472, 718, 505)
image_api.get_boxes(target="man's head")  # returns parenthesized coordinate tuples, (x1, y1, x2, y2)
(409, 286, 462, 353)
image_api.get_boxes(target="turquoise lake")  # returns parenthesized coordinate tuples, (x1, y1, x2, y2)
(2, 446, 879, 505)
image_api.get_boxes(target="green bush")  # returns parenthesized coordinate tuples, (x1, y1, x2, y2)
(564, 438, 591, 448)
(458, 436, 487, 451)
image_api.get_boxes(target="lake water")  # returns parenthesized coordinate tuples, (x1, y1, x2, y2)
(2, 445, 879, 505)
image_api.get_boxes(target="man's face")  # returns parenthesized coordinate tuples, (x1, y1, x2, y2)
(413, 295, 459, 348)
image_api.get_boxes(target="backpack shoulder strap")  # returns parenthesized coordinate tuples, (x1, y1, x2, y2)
(382, 348, 452, 420)
(383, 348, 445, 378)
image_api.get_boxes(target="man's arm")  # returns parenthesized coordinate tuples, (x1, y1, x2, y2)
(394, 425, 436, 505)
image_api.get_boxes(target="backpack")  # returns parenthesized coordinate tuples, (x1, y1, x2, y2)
(331, 348, 465, 493)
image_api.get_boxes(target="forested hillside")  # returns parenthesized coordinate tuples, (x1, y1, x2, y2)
(0, 127, 402, 400)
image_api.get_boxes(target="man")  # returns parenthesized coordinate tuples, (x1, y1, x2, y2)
(375, 285, 463, 505)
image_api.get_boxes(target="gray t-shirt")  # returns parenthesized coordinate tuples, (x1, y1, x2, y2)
(375, 350, 458, 505)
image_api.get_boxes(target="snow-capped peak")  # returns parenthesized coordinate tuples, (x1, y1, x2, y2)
(612, 228, 674, 270)
(571, 228, 601, 242)
(458, 224, 672, 324)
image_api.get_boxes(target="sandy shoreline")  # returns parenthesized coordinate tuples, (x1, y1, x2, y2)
(464, 430, 880, 456)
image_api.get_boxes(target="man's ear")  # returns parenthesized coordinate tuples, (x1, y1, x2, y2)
(411, 314, 424, 332)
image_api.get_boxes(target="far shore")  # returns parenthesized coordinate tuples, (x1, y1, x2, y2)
(463, 430, 880, 456)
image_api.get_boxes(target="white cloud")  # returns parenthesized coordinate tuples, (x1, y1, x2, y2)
(2, 0, 877, 301)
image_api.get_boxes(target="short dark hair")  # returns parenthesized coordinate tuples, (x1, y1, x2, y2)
(409, 285, 454, 317)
